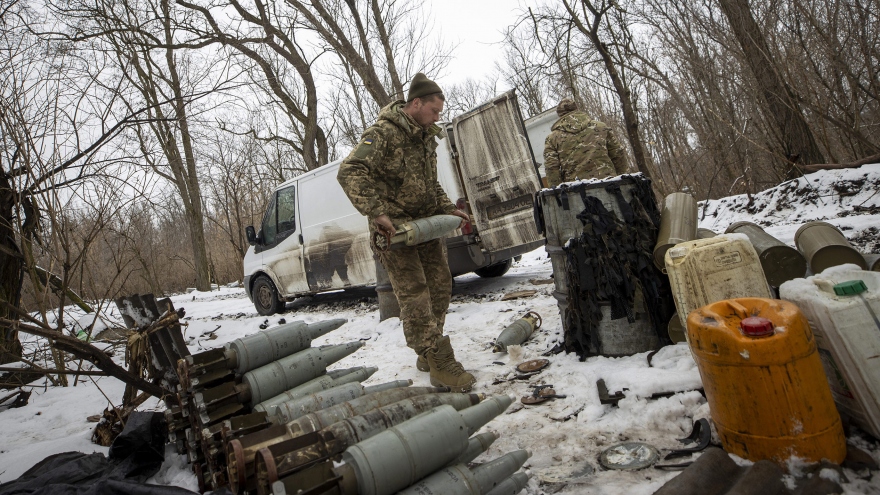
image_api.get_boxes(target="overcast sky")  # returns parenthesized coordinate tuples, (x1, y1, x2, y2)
(426, 0, 532, 87)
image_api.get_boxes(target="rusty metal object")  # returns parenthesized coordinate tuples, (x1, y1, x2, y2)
(599, 442, 660, 470)
(521, 384, 566, 405)
(493, 312, 542, 352)
(515, 359, 549, 373)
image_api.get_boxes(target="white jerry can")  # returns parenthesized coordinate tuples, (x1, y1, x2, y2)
(664, 233, 772, 330)
(780, 266, 880, 438)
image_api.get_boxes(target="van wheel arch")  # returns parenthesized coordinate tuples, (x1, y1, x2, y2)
(474, 259, 513, 278)
(253, 275, 284, 315)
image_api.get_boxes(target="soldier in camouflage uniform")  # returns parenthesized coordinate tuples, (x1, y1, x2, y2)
(543, 98, 627, 186)
(337, 73, 476, 392)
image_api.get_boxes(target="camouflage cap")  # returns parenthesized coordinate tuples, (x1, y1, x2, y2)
(407, 73, 443, 102)
(556, 98, 578, 117)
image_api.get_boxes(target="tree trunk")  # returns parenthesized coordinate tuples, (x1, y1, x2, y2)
(0, 171, 24, 363)
(717, 0, 825, 173)
(565, 0, 653, 179)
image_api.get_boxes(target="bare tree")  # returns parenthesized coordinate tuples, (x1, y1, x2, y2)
(0, 1, 157, 361)
(717, 0, 825, 175)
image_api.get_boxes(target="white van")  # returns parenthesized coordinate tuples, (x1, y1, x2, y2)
(243, 90, 553, 315)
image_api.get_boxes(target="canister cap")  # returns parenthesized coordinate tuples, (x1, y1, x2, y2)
(833, 280, 867, 296)
(740, 316, 774, 337)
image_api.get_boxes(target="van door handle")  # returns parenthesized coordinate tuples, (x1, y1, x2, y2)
(299, 234, 304, 244)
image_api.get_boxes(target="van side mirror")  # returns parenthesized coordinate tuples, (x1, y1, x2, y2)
(245, 226, 258, 246)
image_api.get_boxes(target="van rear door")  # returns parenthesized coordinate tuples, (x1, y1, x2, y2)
(450, 90, 543, 253)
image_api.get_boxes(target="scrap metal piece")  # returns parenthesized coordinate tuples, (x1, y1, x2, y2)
(664, 418, 712, 460)
(596, 379, 625, 406)
(515, 359, 549, 373)
(493, 311, 542, 352)
(521, 385, 566, 405)
(599, 442, 660, 470)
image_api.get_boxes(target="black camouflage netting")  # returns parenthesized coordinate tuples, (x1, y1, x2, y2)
(557, 175, 675, 358)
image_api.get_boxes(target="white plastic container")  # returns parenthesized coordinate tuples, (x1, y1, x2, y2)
(779, 265, 880, 438)
(665, 233, 772, 329)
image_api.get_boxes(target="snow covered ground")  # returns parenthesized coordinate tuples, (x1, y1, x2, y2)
(1, 165, 879, 494)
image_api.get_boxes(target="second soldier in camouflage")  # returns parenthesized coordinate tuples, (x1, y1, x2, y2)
(543, 98, 627, 186)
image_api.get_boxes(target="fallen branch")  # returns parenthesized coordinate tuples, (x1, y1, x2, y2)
(0, 318, 167, 399)
(0, 366, 109, 376)
(798, 152, 880, 173)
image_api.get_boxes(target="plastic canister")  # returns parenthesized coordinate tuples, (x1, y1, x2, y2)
(725, 221, 806, 287)
(779, 267, 880, 438)
(665, 234, 772, 329)
(794, 221, 867, 274)
(687, 298, 846, 465)
(653, 192, 698, 270)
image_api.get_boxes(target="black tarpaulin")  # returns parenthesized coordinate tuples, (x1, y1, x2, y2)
(0, 412, 197, 495)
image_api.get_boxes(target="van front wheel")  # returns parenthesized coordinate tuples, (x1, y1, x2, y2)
(474, 259, 512, 278)
(253, 275, 284, 316)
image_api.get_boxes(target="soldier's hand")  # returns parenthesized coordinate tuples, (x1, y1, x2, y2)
(451, 209, 470, 229)
(373, 215, 396, 236)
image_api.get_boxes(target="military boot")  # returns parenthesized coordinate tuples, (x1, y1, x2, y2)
(416, 354, 429, 372)
(425, 336, 476, 392)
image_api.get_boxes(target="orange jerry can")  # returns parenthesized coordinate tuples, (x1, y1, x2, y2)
(687, 297, 846, 466)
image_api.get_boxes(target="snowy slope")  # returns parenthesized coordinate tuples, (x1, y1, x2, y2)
(1, 165, 878, 494)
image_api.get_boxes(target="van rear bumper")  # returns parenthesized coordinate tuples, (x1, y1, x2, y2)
(445, 235, 545, 276)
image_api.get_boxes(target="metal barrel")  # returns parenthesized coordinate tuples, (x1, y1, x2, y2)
(493, 312, 541, 353)
(724, 221, 807, 287)
(254, 393, 477, 494)
(286, 388, 467, 437)
(397, 450, 530, 495)
(228, 319, 347, 374)
(484, 472, 531, 495)
(653, 192, 698, 270)
(794, 221, 867, 274)
(242, 341, 364, 406)
(253, 367, 379, 414)
(446, 431, 498, 467)
(864, 253, 880, 272)
(696, 228, 718, 239)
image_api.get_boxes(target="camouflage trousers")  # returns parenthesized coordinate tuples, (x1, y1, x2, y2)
(377, 238, 452, 355)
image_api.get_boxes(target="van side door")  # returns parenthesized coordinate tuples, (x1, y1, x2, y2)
(257, 184, 311, 296)
(450, 90, 544, 253)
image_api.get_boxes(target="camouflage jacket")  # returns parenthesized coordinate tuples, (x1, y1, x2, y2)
(543, 111, 627, 186)
(337, 101, 456, 229)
